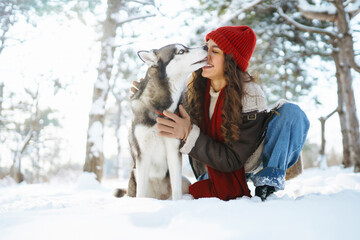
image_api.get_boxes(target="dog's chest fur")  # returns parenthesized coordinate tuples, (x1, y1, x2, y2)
(129, 65, 183, 174)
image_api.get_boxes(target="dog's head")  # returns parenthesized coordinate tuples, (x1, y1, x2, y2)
(137, 44, 208, 79)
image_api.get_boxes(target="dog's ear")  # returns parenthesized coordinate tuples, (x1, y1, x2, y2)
(137, 50, 158, 66)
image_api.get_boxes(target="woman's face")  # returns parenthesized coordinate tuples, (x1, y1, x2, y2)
(201, 39, 225, 81)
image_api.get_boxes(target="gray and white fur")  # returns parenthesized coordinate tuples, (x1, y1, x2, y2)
(127, 44, 208, 200)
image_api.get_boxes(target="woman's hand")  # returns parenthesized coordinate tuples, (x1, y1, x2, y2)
(156, 105, 192, 141)
(129, 78, 143, 99)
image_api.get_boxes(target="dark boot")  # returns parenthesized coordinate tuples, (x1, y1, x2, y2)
(255, 185, 275, 201)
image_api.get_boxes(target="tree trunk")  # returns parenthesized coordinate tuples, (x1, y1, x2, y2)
(278, 0, 360, 170)
(337, 77, 352, 168)
(0, 82, 3, 123)
(10, 129, 33, 183)
(335, 0, 360, 172)
(83, 0, 122, 181)
(332, 50, 352, 167)
(114, 99, 122, 179)
(32, 95, 40, 182)
(318, 109, 337, 169)
(319, 116, 328, 169)
(0, 82, 3, 165)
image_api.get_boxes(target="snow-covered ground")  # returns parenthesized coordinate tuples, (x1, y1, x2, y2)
(1, 166, 359, 240)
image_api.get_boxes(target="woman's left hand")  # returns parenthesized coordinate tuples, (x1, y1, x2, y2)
(156, 105, 192, 141)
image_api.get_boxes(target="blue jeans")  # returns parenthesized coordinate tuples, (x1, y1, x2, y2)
(250, 103, 310, 191)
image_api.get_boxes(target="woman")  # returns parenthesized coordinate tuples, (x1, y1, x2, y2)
(155, 26, 310, 201)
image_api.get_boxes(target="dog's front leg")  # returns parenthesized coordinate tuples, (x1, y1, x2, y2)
(166, 139, 183, 200)
(136, 158, 151, 198)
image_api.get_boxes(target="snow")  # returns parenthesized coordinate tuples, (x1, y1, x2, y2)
(87, 121, 104, 158)
(75, 172, 102, 191)
(95, 73, 110, 91)
(318, 154, 328, 170)
(298, 0, 337, 15)
(298, 0, 360, 16)
(346, 0, 360, 12)
(89, 97, 106, 115)
(1, 166, 359, 240)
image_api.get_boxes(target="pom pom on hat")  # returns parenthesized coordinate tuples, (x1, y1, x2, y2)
(206, 26, 256, 72)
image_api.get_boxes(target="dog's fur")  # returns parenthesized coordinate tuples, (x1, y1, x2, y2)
(121, 44, 207, 200)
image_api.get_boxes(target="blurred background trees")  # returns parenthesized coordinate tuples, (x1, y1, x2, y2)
(83, 0, 156, 182)
(0, 0, 100, 182)
(0, 0, 359, 183)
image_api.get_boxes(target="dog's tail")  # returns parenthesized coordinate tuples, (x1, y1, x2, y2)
(114, 169, 136, 198)
(114, 188, 127, 198)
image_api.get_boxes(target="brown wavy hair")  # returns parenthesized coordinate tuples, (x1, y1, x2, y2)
(183, 54, 255, 144)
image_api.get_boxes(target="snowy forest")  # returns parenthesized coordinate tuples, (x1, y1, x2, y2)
(1, 0, 360, 239)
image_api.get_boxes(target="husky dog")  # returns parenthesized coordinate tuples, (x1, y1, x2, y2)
(124, 44, 208, 200)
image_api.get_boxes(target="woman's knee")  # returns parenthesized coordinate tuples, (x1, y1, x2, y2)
(277, 103, 310, 129)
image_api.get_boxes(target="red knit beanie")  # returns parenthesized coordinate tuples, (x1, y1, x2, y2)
(206, 26, 256, 72)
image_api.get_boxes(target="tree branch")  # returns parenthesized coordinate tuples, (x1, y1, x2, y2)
(324, 108, 338, 121)
(218, 0, 267, 26)
(115, 14, 156, 26)
(344, 0, 355, 8)
(347, 0, 360, 18)
(130, 0, 155, 5)
(299, 0, 360, 21)
(332, 0, 360, 73)
(250, 50, 331, 71)
(349, 57, 360, 73)
(20, 129, 33, 155)
(277, 7, 337, 38)
(298, 0, 338, 22)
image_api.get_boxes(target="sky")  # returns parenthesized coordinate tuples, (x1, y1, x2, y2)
(0, 0, 359, 169)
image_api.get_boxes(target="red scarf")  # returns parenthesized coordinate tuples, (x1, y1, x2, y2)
(189, 80, 251, 200)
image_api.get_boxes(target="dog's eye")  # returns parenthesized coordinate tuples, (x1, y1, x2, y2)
(177, 49, 185, 54)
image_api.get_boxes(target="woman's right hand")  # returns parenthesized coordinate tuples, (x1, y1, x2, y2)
(130, 78, 143, 99)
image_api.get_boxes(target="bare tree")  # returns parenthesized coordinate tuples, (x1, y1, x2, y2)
(318, 109, 338, 169)
(10, 129, 32, 183)
(1, 0, 102, 182)
(333, 49, 352, 167)
(83, 0, 155, 181)
(0, 1, 17, 165)
(111, 88, 127, 179)
(9, 86, 39, 183)
(0, 82, 3, 125)
(0, 0, 16, 56)
(277, 0, 360, 172)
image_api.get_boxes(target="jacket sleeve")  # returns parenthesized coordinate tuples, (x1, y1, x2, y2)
(188, 112, 268, 173)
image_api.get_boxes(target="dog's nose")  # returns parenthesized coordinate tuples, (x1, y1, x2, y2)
(203, 45, 208, 51)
